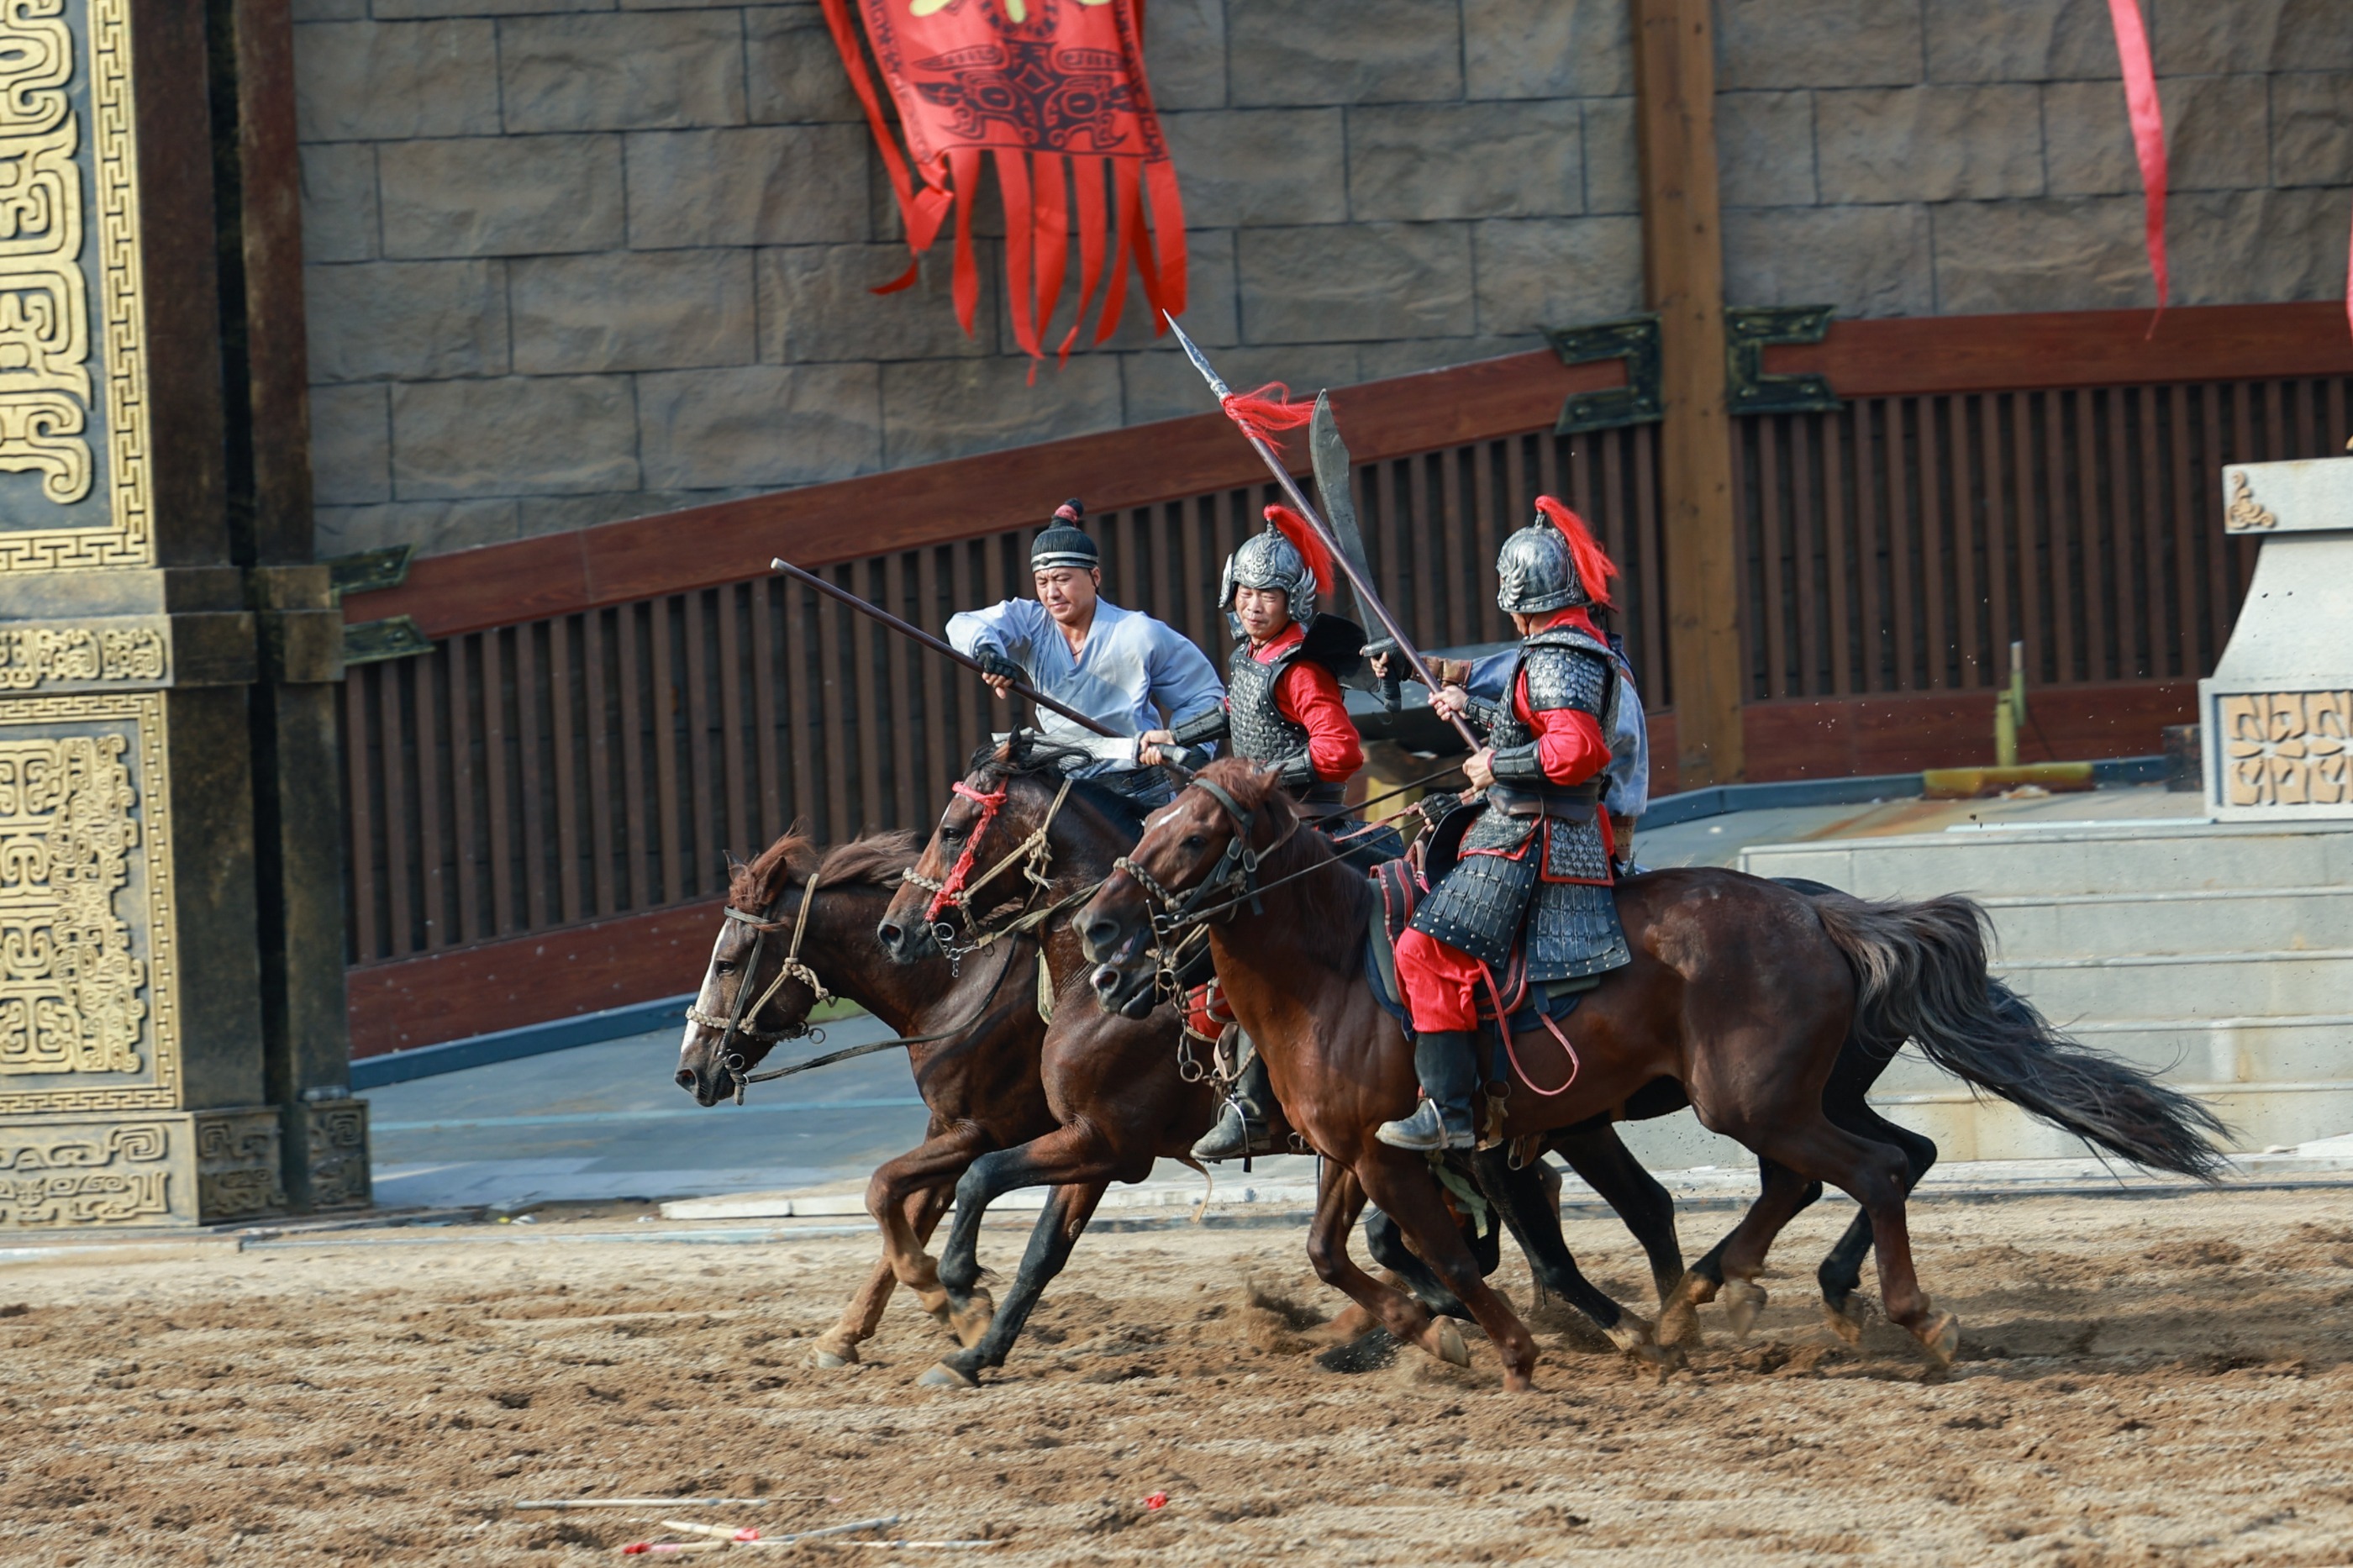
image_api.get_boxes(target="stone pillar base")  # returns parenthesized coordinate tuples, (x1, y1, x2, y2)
(285, 1098, 371, 1213)
(0, 1108, 287, 1229)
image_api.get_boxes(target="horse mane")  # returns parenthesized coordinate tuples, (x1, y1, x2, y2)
(730, 829, 917, 913)
(1192, 758, 1375, 958)
(819, 830, 924, 887)
(730, 833, 817, 913)
(966, 730, 1147, 838)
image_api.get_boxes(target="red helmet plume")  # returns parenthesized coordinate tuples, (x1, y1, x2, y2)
(1534, 495, 1618, 610)
(1262, 504, 1335, 597)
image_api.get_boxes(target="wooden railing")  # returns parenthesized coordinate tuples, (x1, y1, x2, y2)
(339, 302, 2353, 1053)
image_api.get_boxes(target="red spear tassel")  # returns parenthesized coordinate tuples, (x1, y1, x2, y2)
(1219, 382, 1313, 448)
(1263, 505, 1336, 597)
(1534, 496, 1619, 610)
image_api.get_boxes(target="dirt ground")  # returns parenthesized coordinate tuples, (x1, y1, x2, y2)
(7, 1187, 2353, 1566)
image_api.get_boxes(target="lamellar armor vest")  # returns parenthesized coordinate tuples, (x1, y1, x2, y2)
(1408, 624, 1632, 985)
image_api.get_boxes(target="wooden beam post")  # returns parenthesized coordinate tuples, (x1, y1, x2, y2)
(1631, 0, 1745, 786)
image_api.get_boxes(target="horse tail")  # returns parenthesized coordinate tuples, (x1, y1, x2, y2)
(1806, 890, 2229, 1181)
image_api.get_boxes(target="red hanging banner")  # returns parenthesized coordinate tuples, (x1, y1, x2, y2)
(819, 0, 1187, 365)
(2105, 0, 2168, 333)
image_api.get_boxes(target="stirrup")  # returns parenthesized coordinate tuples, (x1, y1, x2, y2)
(1191, 1102, 1275, 1162)
(1375, 1100, 1472, 1152)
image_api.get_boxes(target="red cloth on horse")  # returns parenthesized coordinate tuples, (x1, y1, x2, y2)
(1397, 606, 1612, 1034)
(1255, 621, 1363, 785)
(1186, 980, 1234, 1041)
(819, 0, 1187, 365)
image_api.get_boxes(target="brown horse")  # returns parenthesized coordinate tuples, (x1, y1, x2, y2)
(1077, 760, 2226, 1391)
(675, 832, 1054, 1366)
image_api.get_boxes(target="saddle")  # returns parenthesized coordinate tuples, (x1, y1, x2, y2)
(1361, 857, 1588, 1038)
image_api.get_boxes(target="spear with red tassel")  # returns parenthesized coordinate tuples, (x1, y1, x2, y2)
(1163, 313, 1479, 752)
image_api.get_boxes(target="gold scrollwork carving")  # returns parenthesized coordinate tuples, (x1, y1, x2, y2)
(195, 1113, 281, 1218)
(0, 732, 147, 1074)
(0, 1121, 170, 1225)
(2220, 691, 2353, 808)
(2224, 471, 2277, 533)
(0, 624, 163, 687)
(307, 1102, 371, 1208)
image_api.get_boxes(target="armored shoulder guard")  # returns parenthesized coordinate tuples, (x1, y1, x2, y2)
(1519, 641, 1612, 718)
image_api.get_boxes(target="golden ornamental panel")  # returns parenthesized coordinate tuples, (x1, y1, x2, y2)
(0, 1118, 170, 1223)
(0, 690, 174, 1113)
(0, 620, 162, 688)
(0, 0, 151, 571)
(2219, 690, 2353, 808)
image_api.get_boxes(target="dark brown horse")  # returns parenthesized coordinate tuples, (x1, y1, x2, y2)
(1077, 760, 2226, 1391)
(675, 832, 1054, 1365)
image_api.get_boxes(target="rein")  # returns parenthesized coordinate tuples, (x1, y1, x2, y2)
(735, 939, 1029, 1084)
(903, 775, 1076, 962)
(1113, 780, 1305, 981)
(686, 867, 834, 1050)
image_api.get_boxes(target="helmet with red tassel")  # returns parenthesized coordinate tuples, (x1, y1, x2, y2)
(1220, 504, 1334, 628)
(1497, 496, 1617, 614)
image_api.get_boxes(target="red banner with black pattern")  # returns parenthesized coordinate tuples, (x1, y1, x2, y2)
(819, 0, 1187, 366)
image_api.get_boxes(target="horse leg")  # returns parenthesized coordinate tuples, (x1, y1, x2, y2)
(813, 1183, 952, 1367)
(1366, 1205, 1477, 1320)
(1656, 1160, 1823, 1345)
(929, 1123, 1125, 1379)
(1353, 1147, 1541, 1392)
(922, 1179, 1110, 1388)
(1304, 1162, 1465, 1372)
(1469, 1148, 1668, 1369)
(1815, 1107, 1938, 1344)
(1550, 1123, 1687, 1311)
(867, 1126, 998, 1345)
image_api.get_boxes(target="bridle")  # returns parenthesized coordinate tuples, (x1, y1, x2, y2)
(901, 773, 1076, 966)
(1111, 777, 1307, 1003)
(686, 867, 836, 1077)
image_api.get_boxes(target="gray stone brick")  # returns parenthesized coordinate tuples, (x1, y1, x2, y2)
(639, 364, 882, 487)
(1348, 102, 1583, 222)
(1472, 217, 1645, 336)
(392, 377, 640, 498)
(378, 135, 624, 258)
(1162, 110, 1346, 229)
(1355, 335, 1546, 381)
(1229, 0, 1461, 107)
(627, 127, 866, 248)
(314, 500, 520, 557)
(300, 144, 376, 264)
(1718, 0, 1924, 91)
(1717, 92, 1817, 208)
(511, 250, 755, 374)
(1238, 223, 1475, 343)
(759, 243, 998, 362)
(880, 355, 1124, 470)
(1924, 0, 2120, 82)
(1144, 0, 1227, 111)
(513, 492, 739, 538)
(746, 8, 863, 124)
(2274, 72, 2353, 187)
(292, 0, 363, 24)
(1818, 86, 2044, 202)
(1723, 205, 1935, 317)
(2043, 80, 2138, 195)
(2151, 0, 2353, 75)
(304, 260, 508, 381)
(500, 13, 747, 134)
(1929, 197, 2150, 313)
(1463, 0, 1631, 99)
(375, 0, 589, 19)
(2169, 187, 2353, 304)
(292, 21, 499, 142)
(2164, 73, 2275, 192)
(308, 384, 389, 505)
(1092, 227, 1240, 352)
(1582, 98, 1640, 215)
(1119, 344, 1361, 425)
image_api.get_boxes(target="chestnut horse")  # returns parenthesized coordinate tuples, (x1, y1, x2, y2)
(1077, 760, 2226, 1391)
(675, 832, 1054, 1366)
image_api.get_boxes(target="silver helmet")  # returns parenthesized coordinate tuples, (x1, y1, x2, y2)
(1219, 523, 1316, 628)
(1495, 513, 1587, 614)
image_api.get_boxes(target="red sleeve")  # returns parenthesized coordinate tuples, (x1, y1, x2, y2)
(1516, 671, 1609, 787)
(1275, 659, 1363, 782)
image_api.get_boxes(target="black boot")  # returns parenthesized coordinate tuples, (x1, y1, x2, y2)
(1192, 1051, 1278, 1161)
(1376, 1030, 1479, 1151)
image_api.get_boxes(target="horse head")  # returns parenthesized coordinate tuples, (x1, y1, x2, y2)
(1078, 758, 1287, 1019)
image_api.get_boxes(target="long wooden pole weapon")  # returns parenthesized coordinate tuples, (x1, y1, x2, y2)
(1162, 315, 1482, 753)
(770, 557, 1124, 740)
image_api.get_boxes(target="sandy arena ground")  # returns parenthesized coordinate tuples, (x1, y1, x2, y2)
(7, 1186, 2353, 1565)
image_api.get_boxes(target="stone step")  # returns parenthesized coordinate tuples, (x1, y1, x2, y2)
(1977, 887, 2353, 959)
(1865, 1015, 2353, 1095)
(1997, 948, 2353, 1020)
(1744, 821, 2353, 900)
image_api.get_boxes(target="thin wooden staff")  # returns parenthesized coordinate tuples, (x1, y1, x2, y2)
(771, 557, 1122, 740)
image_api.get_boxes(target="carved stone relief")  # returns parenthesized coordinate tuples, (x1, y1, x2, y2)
(2219, 690, 2353, 808)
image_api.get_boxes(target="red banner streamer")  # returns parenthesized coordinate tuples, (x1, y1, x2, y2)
(819, 0, 1187, 366)
(2106, 0, 2168, 333)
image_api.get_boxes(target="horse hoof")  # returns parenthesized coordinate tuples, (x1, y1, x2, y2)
(809, 1345, 854, 1370)
(1722, 1279, 1767, 1339)
(1424, 1318, 1471, 1369)
(1604, 1311, 1658, 1356)
(918, 1361, 981, 1389)
(1820, 1298, 1865, 1347)
(1914, 1310, 1961, 1367)
(947, 1292, 996, 1349)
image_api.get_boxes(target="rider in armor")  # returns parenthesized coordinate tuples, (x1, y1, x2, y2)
(1379, 498, 1634, 1151)
(947, 500, 1226, 808)
(1141, 505, 1400, 1161)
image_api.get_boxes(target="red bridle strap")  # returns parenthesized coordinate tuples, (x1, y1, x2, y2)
(924, 781, 1009, 923)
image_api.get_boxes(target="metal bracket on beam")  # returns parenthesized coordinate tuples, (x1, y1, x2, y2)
(324, 544, 416, 602)
(1725, 304, 1842, 416)
(342, 615, 432, 666)
(1542, 314, 1663, 434)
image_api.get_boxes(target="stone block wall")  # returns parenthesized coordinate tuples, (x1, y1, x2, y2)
(296, 0, 2352, 557)
(1716, 0, 2353, 317)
